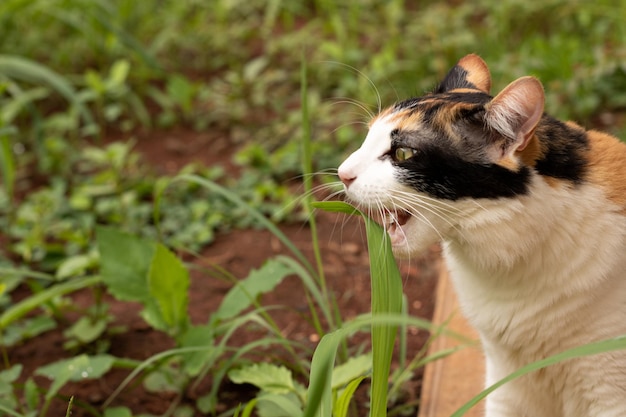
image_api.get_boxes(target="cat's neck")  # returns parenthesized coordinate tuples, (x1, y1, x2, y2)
(444, 175, 626, 292)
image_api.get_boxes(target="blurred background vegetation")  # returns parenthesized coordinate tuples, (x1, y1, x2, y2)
(2, 0, 626, 267)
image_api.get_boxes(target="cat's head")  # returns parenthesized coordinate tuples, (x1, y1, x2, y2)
(338, 54, 545, 257)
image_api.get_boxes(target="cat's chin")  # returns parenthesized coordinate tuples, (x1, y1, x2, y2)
(387, 216, 441, 259)
(387, 219, 408, 248)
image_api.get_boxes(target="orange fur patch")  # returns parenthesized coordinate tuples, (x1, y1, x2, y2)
(586, 129, 626, 213)
(516, 134, 545, 167)
(495, 156, 520, 171)
(457, 54, 491, 93)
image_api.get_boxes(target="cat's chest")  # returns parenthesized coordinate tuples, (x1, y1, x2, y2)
(442, 209, 626, 355)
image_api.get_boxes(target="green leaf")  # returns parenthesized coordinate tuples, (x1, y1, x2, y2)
(35, 354, 114, 400)
(239, 399, 258, 417)
(64, 316, 108, 344)
(333, 376, 366, 417)
(0, 276, 100, 331)
(147, 243, 190, 335)
(2, 316, 56, 346)
(96, 226, 155, 302)
(0, 134, 15, 199)
(178, 324, 216, 376)
(56, 253, 97, 279)
(365, 215, 403, 417)
(0, 365, 22, 395)
(243, 57, 269, 81)
(229, 363, 295, 395)
(303, 329, 344, 417)
(143, 364, 186, 394)
(311, 201, 359, 216)
(215, 258, 292, 322)
(331, 354, 371, 389)
(313, 201, 403, 417)
(103, 407, 133, 417)
(24, 378, 39, 411)
(0, 55, 94, 126)
(108, 60, 130, 87)
(256, 393, 303, 417)
(166, 74, 195, 113)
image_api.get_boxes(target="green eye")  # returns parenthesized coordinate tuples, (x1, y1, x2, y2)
(394, 147, 417, 162)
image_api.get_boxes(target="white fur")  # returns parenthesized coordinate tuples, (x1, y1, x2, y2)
(339, 117, 626, 417)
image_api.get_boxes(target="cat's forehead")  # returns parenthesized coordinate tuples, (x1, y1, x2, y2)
(370, 89, 491, 132)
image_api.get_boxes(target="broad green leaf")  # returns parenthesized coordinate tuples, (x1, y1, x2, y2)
(331, 354, 371, 389)
(215, 258, 292, 321)
(24, 378, 39, 411)
(108, 60, 130, 87)
(333, 376, 366, 417)
(2, 316, 56, 346)
(229, 363, 295, 395)
(0, 365, 22, 395)
(178, 324, 216, 376)
(96, 226, 155, 302)
(147, 243, 190, 335)
(36, 354, 114, 400)
(64, 316, 107, 344)
(56, 253, 98, 279)
(256, 393, 303, 417)
(143, 364, 186, 394)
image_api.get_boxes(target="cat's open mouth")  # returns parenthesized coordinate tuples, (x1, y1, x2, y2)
(386, 209, 411, 246)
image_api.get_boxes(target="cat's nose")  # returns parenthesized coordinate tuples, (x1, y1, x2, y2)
(338, 169, 356, 188)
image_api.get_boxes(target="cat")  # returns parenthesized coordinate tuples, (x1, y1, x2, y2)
(337, 54, 626, 417)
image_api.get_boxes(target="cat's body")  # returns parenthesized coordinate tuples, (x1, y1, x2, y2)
(337, 54, 626, 416)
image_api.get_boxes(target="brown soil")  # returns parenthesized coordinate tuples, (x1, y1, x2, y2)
(5, 129, 438, 416)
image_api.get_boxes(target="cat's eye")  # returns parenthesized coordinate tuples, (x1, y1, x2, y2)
(393, 147, 417, 162)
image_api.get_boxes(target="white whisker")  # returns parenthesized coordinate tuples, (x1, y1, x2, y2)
(320, 61, 382, 115)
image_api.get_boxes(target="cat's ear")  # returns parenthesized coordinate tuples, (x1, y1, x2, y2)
(485, 76, 544, 154)
(435, 54, 491, 94)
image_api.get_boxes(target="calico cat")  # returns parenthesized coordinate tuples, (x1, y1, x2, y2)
(337, 54, 626, 417)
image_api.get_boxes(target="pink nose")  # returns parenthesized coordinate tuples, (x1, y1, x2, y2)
(338, 169, 356, 188)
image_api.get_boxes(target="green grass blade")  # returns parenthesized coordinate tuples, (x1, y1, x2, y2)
(334, 376, 366, 417)
(303, 330, 345, 417)
(451, 335, 626, 416)
(313, 201, 404, 417)
(275, 255, 334, 336)
(0, 55, 94, 127)
(300, 52, 331, 319)
(0, 403, 24, 417)
(0, 131, 16, 198)
(311, 201, 359, 216)
(0, 276, 101, 330)
(364, 216, 403, 417)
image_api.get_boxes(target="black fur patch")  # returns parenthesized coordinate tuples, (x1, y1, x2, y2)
(434, 66, 476, 93)
(388, 90, 587, 201)
(533, 116, 588, 183)
(395, 144, 531, 201)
